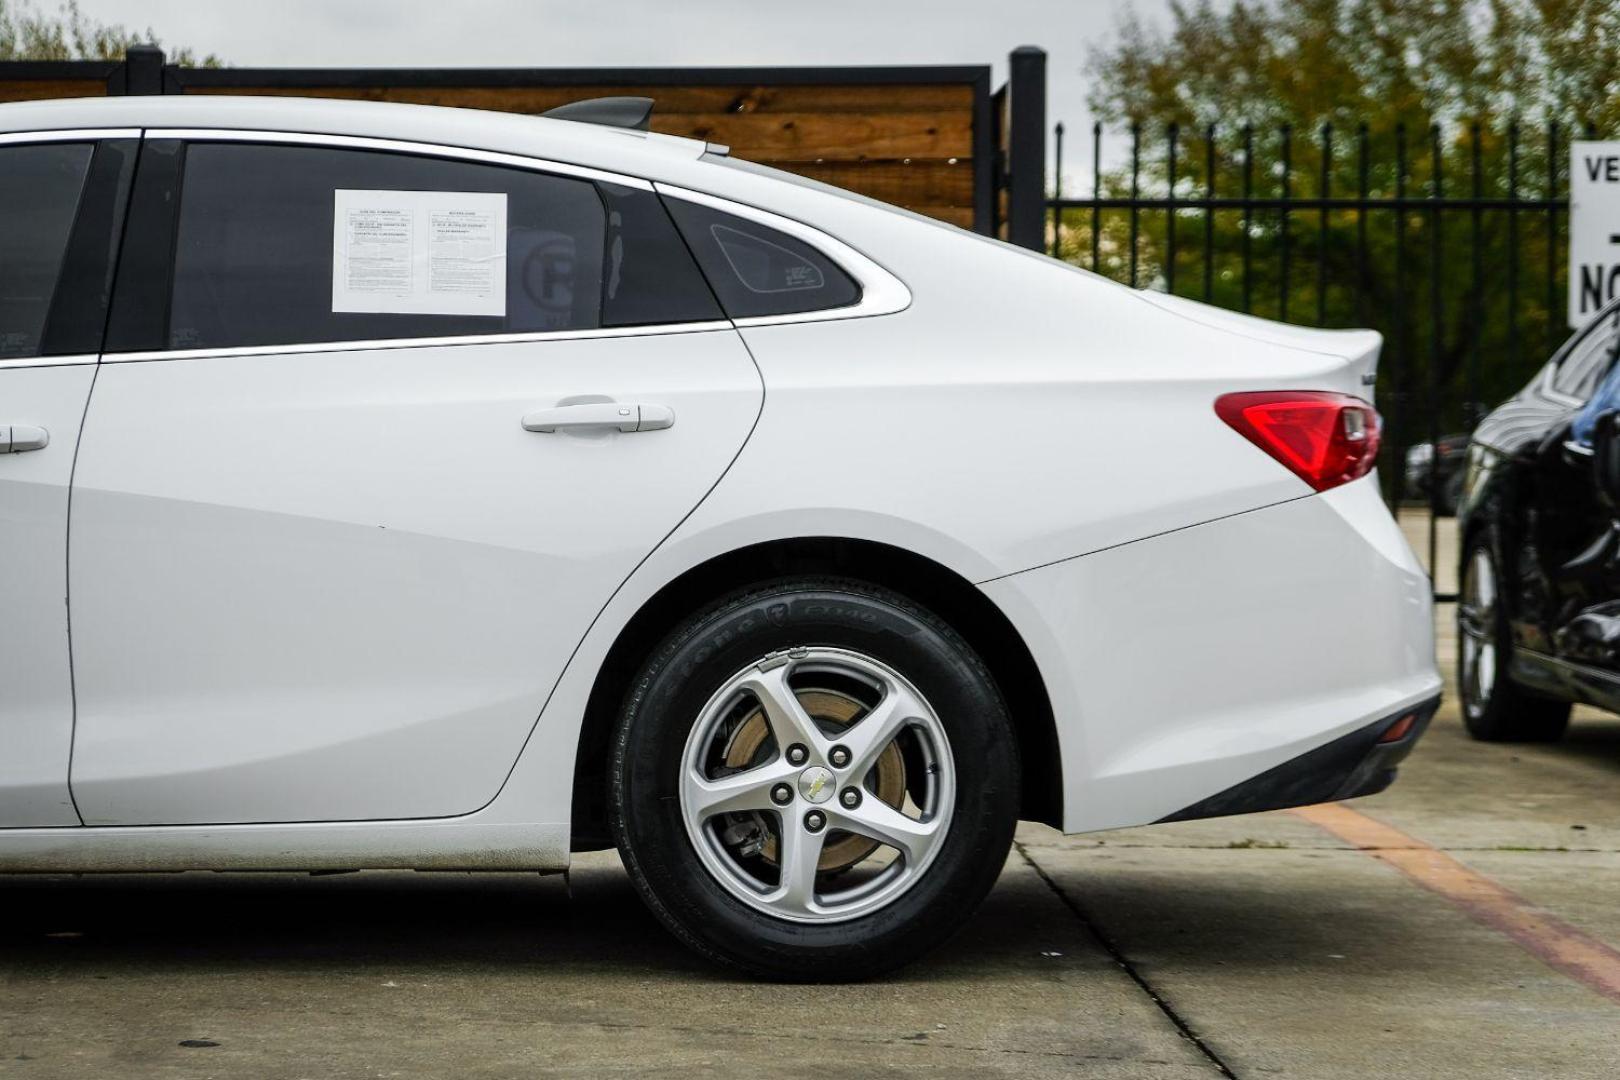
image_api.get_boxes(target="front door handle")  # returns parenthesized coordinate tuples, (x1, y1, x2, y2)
(521, 402, 675, 434)
(0, 425, 48, 454)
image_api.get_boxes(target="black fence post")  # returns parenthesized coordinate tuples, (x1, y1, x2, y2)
(1005, 46, 1047, 252)
(1428, 123, 1445, 591)
(1241, 125, 1254, 313)
(125, 44, 165, 95)
(1090, 122, 1102, 271)
(1051, 122, 1065, 257)
(1203, 123, 1215, 302)
(1166, 122, 1179, 295)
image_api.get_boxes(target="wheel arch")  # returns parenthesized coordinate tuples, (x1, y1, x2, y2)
(569, 536, 1062, 849)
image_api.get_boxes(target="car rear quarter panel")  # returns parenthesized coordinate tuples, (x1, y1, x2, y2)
(666, 197, 1368, 578)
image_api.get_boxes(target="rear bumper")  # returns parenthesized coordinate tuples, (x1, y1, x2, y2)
(980, 475, 1443, 833)
(1156, 695, 1441, 822)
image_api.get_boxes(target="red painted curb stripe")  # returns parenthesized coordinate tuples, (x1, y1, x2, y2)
(1292, 802, 1620, 1005)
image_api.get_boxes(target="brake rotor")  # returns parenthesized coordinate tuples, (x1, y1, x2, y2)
(723, 687, 907, 873)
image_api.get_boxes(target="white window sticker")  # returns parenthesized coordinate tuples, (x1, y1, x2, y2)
(332, 190, 507, 317)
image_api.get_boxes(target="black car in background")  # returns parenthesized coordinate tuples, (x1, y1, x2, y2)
(1457, 296, 1620, 741)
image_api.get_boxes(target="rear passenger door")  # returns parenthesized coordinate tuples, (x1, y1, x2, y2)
(0, 132, 135, 827)
(68, 134, 761, 826)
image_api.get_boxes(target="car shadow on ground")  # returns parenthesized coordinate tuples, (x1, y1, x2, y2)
(0, 865, 713, 978)
(1547, 715, 1620, 773)
(0, 846, 1431, 988)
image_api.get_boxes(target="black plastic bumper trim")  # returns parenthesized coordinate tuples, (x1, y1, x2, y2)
(1155, 695, 1442, 824)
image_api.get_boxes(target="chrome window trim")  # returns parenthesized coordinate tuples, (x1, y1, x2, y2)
(0, 127, 141, 146)
(147, 128, 655, 191)
(102, 321, 735, 364)
(0, 354, 98, 370)
(654, 182, 912, 327)
(103, 129, 907, 361)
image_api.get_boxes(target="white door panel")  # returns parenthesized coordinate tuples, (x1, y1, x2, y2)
(69, 330, 760, 825)
(0, 363, 95, 827)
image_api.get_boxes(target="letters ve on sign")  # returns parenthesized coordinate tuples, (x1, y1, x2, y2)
(332, 190, 508, 318)
(1571, 143, 1620, 328)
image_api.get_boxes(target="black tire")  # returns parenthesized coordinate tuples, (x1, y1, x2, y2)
(1458, 537, 1570, 742)
(610, 576, 1020, 982)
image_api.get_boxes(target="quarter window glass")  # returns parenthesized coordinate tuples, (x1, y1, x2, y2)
(168, 143, 606, 351)
(663, 198, 860, 319)
(1551, 310, 1620, 403)
(0, 143, 93, 359)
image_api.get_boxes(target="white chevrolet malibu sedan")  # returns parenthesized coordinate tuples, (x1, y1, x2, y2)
(0, 95, 1440, 979)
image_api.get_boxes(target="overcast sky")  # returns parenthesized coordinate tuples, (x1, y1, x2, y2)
(72, 0, 1174, 189)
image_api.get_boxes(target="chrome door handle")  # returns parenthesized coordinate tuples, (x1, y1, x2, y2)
(521, 402, 675, 434)
(0, 425, 48, 453)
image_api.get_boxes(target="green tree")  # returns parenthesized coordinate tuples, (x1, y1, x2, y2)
(1075, 0, 1619, 479)
(0, 0, 219, 64)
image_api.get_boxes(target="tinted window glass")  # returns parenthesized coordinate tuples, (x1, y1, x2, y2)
(168, 143, 607, 351)
(663, 197, 860, 319)
(0, 143, 93, 358)
(1551, 310, 1620, 403)
(599, 182, 723, 327)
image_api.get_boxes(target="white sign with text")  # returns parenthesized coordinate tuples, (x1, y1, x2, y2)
(1571, 142, 1620, 328)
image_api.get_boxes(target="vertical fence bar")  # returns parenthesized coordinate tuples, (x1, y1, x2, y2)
(1318, 123, 1332, 326)
(1392, 122, 1408, 509)
(1166, 123, 1179, 295)
(1508, 121, 1519, 374)
(1469, 123, 1483, 428)
(1242, 125, 1254, 313)
(1129, 122, 1141, 287)
(1051, 122, 1065, 258)
(1091, 122, 1102, 271)
(1428, 123, 1444, 585)
(1280, 124, 1292, 321)
(1203, 123, 1216, 302)
(1357, 124, 1369, 329)
(1547, 121, 1560, 351)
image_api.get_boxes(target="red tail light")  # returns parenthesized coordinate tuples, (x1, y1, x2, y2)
(1215, 391, 1382, 492)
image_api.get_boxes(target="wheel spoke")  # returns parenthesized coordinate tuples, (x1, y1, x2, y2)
(686, 760, 796, 820)
(838, 684, 925, 779)
(830, 797, 942, 865)
(678, 646, 957, 923)
(738, 665, 828, 759)
(770, 816, 827, 916)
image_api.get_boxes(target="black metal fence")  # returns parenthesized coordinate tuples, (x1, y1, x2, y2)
(1049, 119, 1593, 600)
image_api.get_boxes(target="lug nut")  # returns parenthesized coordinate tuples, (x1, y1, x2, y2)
(804, 810, 827, 833)
(771, 783, 793, 805)
(829, 745, 851, 768)
(786, 744, 808, 766)
(840, 787, 862, 809)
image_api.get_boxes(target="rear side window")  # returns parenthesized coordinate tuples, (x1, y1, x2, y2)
(0, 143, 93, 358)
(165, 143, 612, 351)
(663, 197, 860, 319)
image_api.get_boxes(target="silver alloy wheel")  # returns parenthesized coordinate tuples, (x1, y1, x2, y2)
(1459, 547, 1498, 718)
(678, 646, 956, 923)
